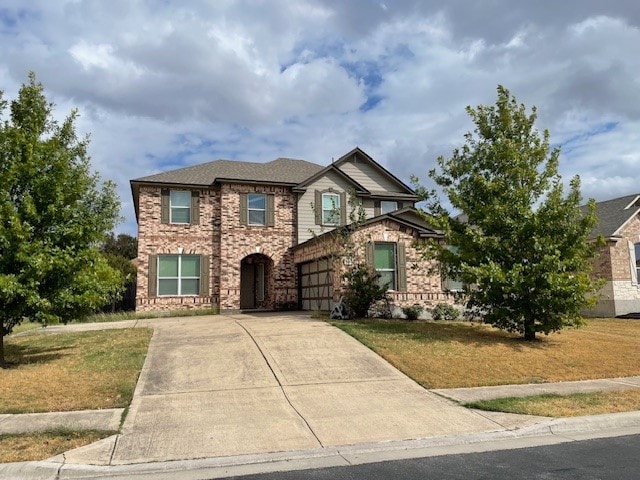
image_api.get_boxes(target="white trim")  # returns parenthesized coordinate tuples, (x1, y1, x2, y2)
(623, 195, 640, 210)
(612, 208, 640, 236)
(629, 241, 638, 285)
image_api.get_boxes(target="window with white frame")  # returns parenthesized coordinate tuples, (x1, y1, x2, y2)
(170, 190, 191, 224)
(322, 192, 341, 225)
(374, 243, 396, 290)
(248, 193, 266, 226)
(635, 243, 640, 283)
(158, 255, 200, 296)
(380, 200, 398, 214)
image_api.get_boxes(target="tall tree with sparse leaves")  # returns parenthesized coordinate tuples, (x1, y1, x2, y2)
(415, 86, 602, 340)
(0, 73, 122, 365)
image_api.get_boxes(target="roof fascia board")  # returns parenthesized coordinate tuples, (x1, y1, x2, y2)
(624, 195, 640, 210)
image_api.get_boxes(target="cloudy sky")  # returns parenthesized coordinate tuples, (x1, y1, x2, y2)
(1, 1, 639, 234)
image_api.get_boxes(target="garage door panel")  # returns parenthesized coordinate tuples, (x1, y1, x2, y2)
(300, 258, 334, 311)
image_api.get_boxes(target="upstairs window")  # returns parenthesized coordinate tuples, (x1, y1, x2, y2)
(161, 189, 199, 225)
(240, 193, 275, 227)
(322, 192, 341, 226)
(248, 193, 266, 226)
(380, 201, 398, 214)
(170, 191, 191, 224)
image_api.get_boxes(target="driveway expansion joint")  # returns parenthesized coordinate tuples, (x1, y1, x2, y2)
(234, 319, 325, 448)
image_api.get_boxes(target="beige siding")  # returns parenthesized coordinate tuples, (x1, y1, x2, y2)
(297, 173, 379, 243)
(298, 171, 355, 243)
(337, 158, 404, 192)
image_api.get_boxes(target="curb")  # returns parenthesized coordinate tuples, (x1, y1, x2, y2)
(2, 411, 639, 480)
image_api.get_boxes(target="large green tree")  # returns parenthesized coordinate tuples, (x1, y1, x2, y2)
(416, 86, 602, 340)
(0, 73, 122, 365)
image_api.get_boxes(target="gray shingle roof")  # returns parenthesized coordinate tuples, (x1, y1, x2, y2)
(585, 193, 640, 238)
(132, 157, 323, 186)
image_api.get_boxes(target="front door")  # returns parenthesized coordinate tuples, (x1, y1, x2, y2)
(240, 263, 255, 309)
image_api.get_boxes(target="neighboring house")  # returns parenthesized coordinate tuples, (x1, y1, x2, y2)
(584, 193, 640, 317)
(130, 147, 451, 312)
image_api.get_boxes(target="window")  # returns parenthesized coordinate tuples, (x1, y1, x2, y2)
(380, 201, 398, 214)
(375, 243, 396, 290)
(443, 245, 464, 291)
(322, 192, 341, 225)
(170, 190, 191, 224)
(157, 255, 200, 296)
(248, 193, 266, 226)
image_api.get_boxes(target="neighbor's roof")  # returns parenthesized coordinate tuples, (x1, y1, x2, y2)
(584, 193, 640, 238)
(132, 158, 324, 186)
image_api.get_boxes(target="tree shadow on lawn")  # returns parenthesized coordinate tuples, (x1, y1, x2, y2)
(2, 343, 71, 368)
(338, 319, 558, 352)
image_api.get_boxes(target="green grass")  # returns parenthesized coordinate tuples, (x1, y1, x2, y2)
(0, 429, 115, 463)
(1, 328, 152, 413)
(465, 389, 640, 417)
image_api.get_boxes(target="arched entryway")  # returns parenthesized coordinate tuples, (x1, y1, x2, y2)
(240, 253, 273, 309)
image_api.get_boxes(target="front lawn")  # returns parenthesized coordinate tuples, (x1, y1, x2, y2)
(0, 328, 152, 413)
(332, 318, 640, 388)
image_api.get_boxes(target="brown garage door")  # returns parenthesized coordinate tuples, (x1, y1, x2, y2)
(299, 257, 333, 311)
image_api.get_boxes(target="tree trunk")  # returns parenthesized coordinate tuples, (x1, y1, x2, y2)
(524, 318, 536, 341)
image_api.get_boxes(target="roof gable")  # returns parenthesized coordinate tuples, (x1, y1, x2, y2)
(293, 163, 369, 193)
(333, 147, 416, 196)
(584, 193, 640, 238)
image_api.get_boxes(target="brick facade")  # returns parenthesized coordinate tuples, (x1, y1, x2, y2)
(293, 219, 452, 310)
(218, 183, 297, 310)
(135, 183, 297, 312)
(136, 186, 219, 311)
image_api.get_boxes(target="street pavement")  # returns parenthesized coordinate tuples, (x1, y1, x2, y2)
(1, 312, 639, 480)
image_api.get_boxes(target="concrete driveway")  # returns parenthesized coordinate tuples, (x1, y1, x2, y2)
(105, 313, 499, 464)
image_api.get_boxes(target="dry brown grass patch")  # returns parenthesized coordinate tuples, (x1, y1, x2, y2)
(333, 319, 640, 388)
(0, 430, 113, 463)
(0, 328, 152, 413)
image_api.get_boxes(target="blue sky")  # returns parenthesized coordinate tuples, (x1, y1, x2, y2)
(1, 1, 639, 235)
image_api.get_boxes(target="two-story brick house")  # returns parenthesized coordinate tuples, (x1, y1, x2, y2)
(131, 147, 451, 312)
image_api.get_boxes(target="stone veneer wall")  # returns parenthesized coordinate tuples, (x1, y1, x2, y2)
(136, 186, 220, 311)
(293, 219, 452, 309)
(218, 183, 297, 310)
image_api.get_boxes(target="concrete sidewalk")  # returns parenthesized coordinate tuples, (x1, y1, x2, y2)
(433, 376, 640, 403)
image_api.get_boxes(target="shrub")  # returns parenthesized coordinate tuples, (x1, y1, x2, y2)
(402, 304, 423, 321)
(343, 264, 389, 318)
(431, 303, 460, 321)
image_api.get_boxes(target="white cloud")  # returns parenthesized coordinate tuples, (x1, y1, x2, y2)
(1, 1, 639, 234)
